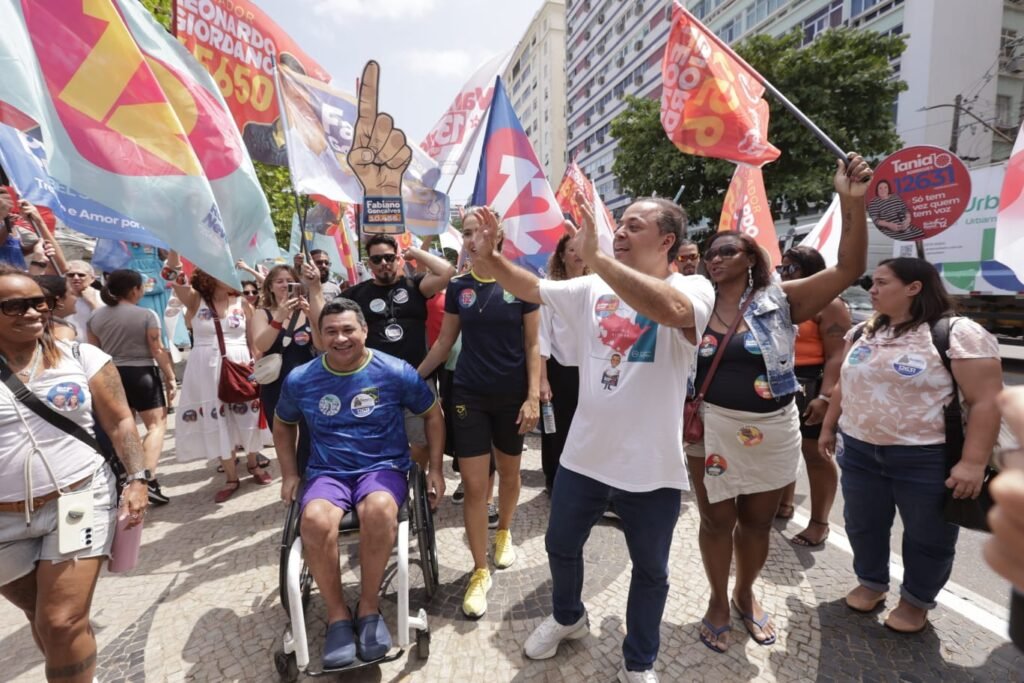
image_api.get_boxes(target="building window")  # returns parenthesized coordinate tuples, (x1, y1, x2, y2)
(803, 0, 843, 45)
(851, 0, 880, 17)
(997, 95, 1014, 128)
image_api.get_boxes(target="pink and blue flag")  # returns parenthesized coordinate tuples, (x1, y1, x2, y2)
(471, 77, 565, 275)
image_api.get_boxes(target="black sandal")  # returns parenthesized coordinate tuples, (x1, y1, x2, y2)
(790, 519, 830, 547)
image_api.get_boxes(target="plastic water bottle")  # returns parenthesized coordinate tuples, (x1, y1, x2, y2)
(541, 401, 556, 434)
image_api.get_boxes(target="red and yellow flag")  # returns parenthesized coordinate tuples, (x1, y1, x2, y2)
(661, 2, 780, 167)
(718, 165, 780, 267)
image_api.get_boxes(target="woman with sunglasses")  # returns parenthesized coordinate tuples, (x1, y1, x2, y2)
(0, 264, 148, 682)
(240, 280, 261, 307)
(250, 265, 314, 441)
(87, 269, 177, 506)
(688, 155, 872, 653)
(164, 251, 271, 502)
(774, 247, 851, 546)
(33, 275, 78, 342)
(418, 206, 541, 619)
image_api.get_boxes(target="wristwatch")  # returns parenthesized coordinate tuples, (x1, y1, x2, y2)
(124, 470, 152, 485)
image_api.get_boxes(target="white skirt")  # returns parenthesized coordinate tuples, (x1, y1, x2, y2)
(685, 401, 801, 505)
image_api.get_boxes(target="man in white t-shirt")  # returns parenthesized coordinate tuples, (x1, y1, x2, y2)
(467, 198, 713, 683)
(64, 260, 103, 341)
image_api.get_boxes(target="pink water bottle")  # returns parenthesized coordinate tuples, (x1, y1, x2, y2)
(108, 512, 143, 573)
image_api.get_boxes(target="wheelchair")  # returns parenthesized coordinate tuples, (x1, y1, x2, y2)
(273, 462, 440, 680)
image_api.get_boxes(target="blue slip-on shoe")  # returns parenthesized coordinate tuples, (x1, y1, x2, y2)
(355, 612, 392, 662)
(323, 619, 357, 669)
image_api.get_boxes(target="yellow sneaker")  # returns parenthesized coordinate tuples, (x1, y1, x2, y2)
(493, 529, 517, 569)
(462, 568, 492, 618)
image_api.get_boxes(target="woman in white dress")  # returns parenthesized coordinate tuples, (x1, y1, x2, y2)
(165, 252, 271, 502)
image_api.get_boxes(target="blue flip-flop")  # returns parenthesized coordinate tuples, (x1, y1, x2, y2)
(732, 600, 777, 646)
(355, 611, 392, 662)
(323, 619, 356, 669)
(699, 618, 732, 653)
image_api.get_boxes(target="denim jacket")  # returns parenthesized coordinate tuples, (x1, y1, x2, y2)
(687, 284, 800, 398)
(743, 284, 799, 397)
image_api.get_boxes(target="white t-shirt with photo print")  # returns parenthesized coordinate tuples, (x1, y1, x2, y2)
(0, 341, 110, 501)
(539, 272, 714, 492)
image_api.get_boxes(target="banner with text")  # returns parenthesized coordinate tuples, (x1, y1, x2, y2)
(661, 2, 780, 167)
(174, 0, 330, 166)
(718, 164, 780, 267)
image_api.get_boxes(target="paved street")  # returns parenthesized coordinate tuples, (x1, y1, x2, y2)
(1, 415, 1021, 683)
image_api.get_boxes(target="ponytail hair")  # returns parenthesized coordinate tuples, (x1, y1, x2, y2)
(100, 269, 144, 306)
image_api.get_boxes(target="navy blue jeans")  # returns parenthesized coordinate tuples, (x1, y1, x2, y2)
(838, 431, 960, 609)
(546, 467, 681, 671)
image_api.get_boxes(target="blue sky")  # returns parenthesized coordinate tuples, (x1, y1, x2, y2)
(257, 0, 542, 202)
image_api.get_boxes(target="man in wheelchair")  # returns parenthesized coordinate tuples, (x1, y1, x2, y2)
(273, 299, 446, 668)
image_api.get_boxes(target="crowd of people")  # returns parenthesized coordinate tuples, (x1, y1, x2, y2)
(2, 149, 1024, 682)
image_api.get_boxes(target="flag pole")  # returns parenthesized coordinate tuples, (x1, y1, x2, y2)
(678, 5, 847, 162)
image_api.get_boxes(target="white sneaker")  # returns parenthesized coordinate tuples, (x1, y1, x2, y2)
(523, 612, 589, 660)
(618, 664, 659, 682)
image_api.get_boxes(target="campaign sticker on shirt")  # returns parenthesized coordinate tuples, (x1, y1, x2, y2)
(705, 454, 728, 477)
(892, 353, 927, 377)
(197, 308, 213, 321)
(227, 312, 244, 329)
(369, 298, 387, 314)
(736, 426, 764, 447)
(319, 394, 341, 416)
(743, 332, 763, 356)
(293, 331, 311, 346)
(595, 294, 620, 318)
(847, 345, 872, 366)
(47, 383, 84, 412)
(502, 290, 516, 304)
(754, 375, 772, 400)
(144, 276, 156, 293)
(250, 400, 261, 414)
(351, 392, 377, 418)
(384, 324, 404, 341)
(181, 409, 198, 423)
(393, 288, 409, 304)
(458, 288, 477, 308)
(231, 403, 248, 415)
(699, 334, 718, 358)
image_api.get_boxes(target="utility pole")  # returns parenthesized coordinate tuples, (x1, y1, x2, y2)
(949, 94, 962, 153)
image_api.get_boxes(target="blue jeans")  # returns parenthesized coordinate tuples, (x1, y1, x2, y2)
(546, 467, 681, 671)
(837, 431, 959, 609)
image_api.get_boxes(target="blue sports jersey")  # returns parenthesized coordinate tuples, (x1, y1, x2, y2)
(276, 350, 436, 478)
(444, 272, 539, 395)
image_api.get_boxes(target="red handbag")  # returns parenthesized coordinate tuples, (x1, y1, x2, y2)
(206, 298, 259, 404)
(684, 295, 754, 444)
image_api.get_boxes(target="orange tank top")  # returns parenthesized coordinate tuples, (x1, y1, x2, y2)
(795, 319, 825, 366)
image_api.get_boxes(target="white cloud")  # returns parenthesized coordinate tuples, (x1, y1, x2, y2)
(308, 0, 438, 21)
(399, 48, 491, 79)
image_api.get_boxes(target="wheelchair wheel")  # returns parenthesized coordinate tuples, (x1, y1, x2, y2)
(278, 500, 313, 618)
(274, 650, 298, 682)
(411, 465, 439, 598)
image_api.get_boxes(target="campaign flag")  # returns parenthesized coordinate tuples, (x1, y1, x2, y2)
(554, 161, 615, 256)
(995, 122, 1024, 287)
(278, 64, 449, 236)
(471, 77, 565, 275)
(174, 0, 330, 166)
(661, 2, 780, 167)
(0, 124, 169, 248)
(718, 165, 781, 267)
(798, 195, 841, 266)
(0, 0, 278, 286)
(421, 51, 509, 176)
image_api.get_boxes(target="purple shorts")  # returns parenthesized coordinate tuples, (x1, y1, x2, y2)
(300, 469, 408, 513)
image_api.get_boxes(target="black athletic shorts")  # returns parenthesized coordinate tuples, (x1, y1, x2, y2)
(117, 366, 166, 413)
(451, 387, 526, 458)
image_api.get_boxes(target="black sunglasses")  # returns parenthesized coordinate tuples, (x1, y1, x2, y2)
(368, 254, 397, 265)
(242, 289, 259, 296)
(704, 244, 746, 261)
(1, 296, 54, 317)
(313, 259, 331, 267)
(775, 264, 799, 276)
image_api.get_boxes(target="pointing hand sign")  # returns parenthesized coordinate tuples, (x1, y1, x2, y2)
(348, 61, 412, 200)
